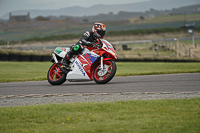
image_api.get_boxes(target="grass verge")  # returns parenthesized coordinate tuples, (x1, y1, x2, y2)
(0, 98, 200, 133)
(0, 62, 51, 83)
(0, 62, 200, 82)
(116, 62, 200, 76)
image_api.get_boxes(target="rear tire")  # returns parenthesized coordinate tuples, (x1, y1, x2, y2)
(47, 63, 66, 85)
(93, 60, 116, 84)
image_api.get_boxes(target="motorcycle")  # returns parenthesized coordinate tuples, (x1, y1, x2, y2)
(47, 38, 117, 85)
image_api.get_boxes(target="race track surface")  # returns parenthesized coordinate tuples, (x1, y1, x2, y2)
(1, 73, 200, 96)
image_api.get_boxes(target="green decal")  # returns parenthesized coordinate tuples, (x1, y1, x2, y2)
(55, 47, 64, 54)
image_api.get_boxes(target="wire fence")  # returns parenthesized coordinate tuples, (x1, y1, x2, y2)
(113, 38, 200, 59)
(1, 38, 200, 60)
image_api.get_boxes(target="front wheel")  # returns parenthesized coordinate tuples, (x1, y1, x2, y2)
(47, 63, 66, 85)
(93, 60, 117, 84)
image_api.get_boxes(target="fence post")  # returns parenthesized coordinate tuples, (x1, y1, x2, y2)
(152, 43, 155, 56)
(177, 39, 179, 58)
(157, 44, 159, 56)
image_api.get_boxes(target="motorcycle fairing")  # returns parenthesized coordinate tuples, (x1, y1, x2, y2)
(66, 50, 99, 80)
(66, 58, 90, 80)
(54, 47, 69, 58)
(101, 39, 116, 58)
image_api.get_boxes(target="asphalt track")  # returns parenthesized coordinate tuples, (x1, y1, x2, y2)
(0, 73, 200, 97)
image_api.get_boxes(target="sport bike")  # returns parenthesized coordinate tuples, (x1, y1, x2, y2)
(47, 39, 117, 85)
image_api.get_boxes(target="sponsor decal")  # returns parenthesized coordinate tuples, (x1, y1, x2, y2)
(54, 47, 63, 54)
(55, 47, 66, 54)
(108, 46, 112, 48)
(75, 60, 85, 76)
(83, 53, 99, 63)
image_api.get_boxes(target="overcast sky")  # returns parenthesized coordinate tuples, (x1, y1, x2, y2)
(0, 0, 150, 17)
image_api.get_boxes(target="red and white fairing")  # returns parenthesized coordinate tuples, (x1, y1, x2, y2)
(66, 39, 116, 81)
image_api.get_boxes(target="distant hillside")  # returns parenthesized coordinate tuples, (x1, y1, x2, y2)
(1, 12, 200, 42)
(1, 0, 200, 20)
(51, 4, 200, 23)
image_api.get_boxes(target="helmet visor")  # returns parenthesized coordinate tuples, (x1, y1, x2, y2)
(97, 30, 106, 38)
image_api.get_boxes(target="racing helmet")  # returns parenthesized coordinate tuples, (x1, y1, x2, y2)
(92, 22, 106, 38)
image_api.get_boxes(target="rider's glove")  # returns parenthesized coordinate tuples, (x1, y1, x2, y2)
(96, 42, 103, 49)
(85, 42, 93, 47)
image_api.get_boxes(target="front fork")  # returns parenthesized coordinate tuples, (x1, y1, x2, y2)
(51, 52, 68, 74)
(51, 52, 58, 63)
(100, 56, 104, 70)
(97, 56, 110, 77)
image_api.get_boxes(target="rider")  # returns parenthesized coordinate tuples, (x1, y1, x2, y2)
(62, 22, 106, 68)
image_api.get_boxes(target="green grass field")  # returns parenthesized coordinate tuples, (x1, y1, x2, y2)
(0, 98, 199, 133)
(0, 62, 200, 132)
(0, 61, 200, 82)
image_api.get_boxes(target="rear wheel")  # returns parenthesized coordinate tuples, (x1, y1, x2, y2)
(93, 60, 116, 84)
(47, 63, 66, 85)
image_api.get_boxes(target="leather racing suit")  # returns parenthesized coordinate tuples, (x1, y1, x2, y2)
(62, 30, 97, 67)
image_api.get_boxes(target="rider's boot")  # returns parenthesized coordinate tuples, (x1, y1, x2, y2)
(62, 54, 71, 70)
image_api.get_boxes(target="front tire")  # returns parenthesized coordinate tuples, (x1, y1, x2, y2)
(93, 60, 117, 84)
(47, 63, 66, 85)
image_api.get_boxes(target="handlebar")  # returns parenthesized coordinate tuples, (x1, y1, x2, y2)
(93, 43, 102, 49)
(93, 38, 103, 49)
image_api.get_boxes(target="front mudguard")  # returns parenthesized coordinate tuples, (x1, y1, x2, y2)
(103, 58, 115, 61)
